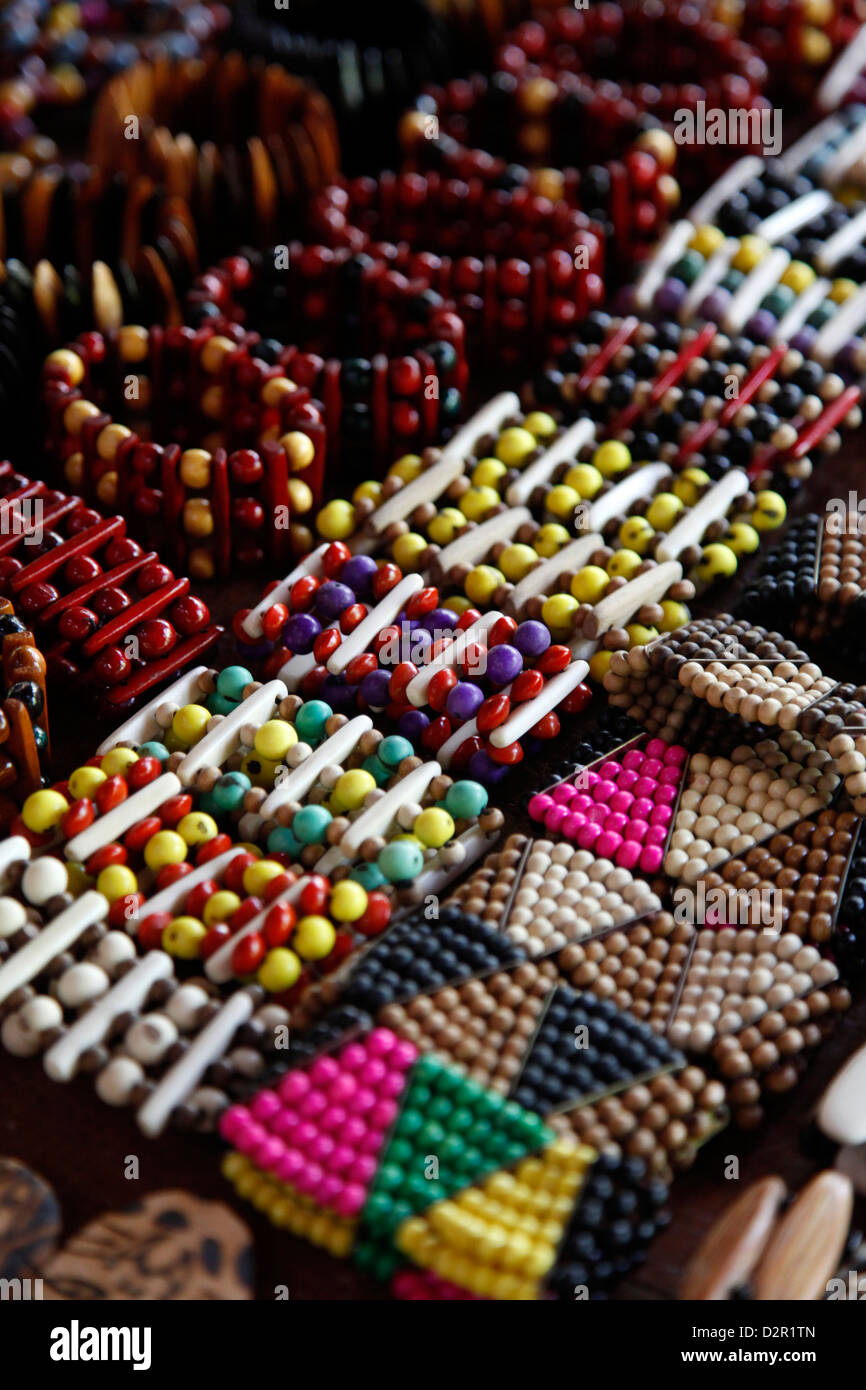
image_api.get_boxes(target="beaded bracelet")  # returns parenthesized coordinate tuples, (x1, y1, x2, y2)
(0, 460, 219, 707)
(185, 245, 467, 482)
(41, 325, 327, 574)
(88, 54, 341, 257)
(0, 598, 49, 815)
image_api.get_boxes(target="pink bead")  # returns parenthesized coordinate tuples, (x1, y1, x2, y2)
(571, 792, 593, 814)
(331, 1144, 356, 1173)
(578, 821, 601, 849)
(587, 804, 608, 825)
(359, 1058, 387, 1087)
(616, 840, 642, 869)
(308, 1134, 335, 1164)
(618, 769, 638, 791)
(633, 775, 656, 798)
(645, 824, 668, 847)
(343, 1116, 366, 1145)
(272, 1109, 300, 1139)
(367, 1027, 397, 1056)
(348, 1086, 377, 1114)
(598, 760, 622, 779)
(250, 1089, 281, 1123)
(310, 1055, 340, 1085)
(551, 783, 575, 805)
(391, 1040, 418, 1069)
(632, 797, 653, 820)
(642, 758, 663, 779)
(659, 766, 681, 785)
(381, 1070, 409, 1098)
(604, 810, 628, 834)
(639, 844, 664, 873)
(354, 1154, 378, 1183)
(650, 804, 673, 826)
(236, 1118, 266, 1152)
(584, 768, 600, 787)
(645, 737, 667, 759)
(295, 1121, 319, 1149)
(561, 811, 586, 839)
(336, 1183, 366, 1217)
(594, 778, 616, 802)
(299, 1089, 327, 1118)
(623, 749, 644, 771)
(319, 1104, 347, 1133)
(370, 1098, 398, 1129)
(317, 1175, 344, 1207)
(219, 1105, 250, 1142)
(596, 830, 623, 857)
(544, 804, 569, 831)
(624, 819, 649, 843)
(276, 1150, 304, 1184)
(254, 1135, 285, 1170)
(609, 789, 634, 814)
(279, 1070, 310, 1102)
(665, 744, 688, 764)
(529, 792, 553, 820)
(654, 783, 678, 805)
(328, 1074, 357, 1104)
(294, 1161, 323, 1196)
(340, 1042, 368, 1071)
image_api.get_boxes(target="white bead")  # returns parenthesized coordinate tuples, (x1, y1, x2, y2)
(19, 995, 63, 1032)
(0, 896, 28, 938)
(57, 962, 110, 1007)
(164, 984, 210, 1030)
(2, 1013, 42, 1056)
(94, 932, 137, 970)
(22, 856, 68, 905)
(124, 1014, 178, 1064)
(95, 1056, 145, 1105)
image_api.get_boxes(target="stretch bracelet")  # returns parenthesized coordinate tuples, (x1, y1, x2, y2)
(41, 324, 327, 574)
(88, 54, 341, 257)
(0, 598, 49, 816)
(185, 245, 467, 480)
(0, 460, 220, 708)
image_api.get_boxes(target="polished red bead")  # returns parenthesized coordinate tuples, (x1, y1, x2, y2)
(371, 562, 402, 598)
(105, 537, 143, 565)
(86, 842, 127, 875)
(61, 798, 95, 839)
(299, 876, 330, 916)
(155, 862, 193, 891)
(125, 756, 162, 791)
(200, 922, 234, 958)
(313, 627, 341, 663)
(95, 775, 129, 814)
(511, 669, 545, 704)
(195, 832, 234, 864)
(345, 652, 378, 685)
(455, 608, 482, 631)
(355, 891, 391, 936)
(487, 616, 519, 646)
(290, 575, 319, 609)
(228, 897, 263, 931)
(340, 603, 367, 632)
(137, 561, 175, 594)
(389, 661, 418, 701)
(93, 586, 131, 618)
(229, 449, 264, 485)
(171, 595, 210, 635)
(123, 816, 163, 854)
(487, 739, 524, 764)
(427, 667, 458, 712)
(535, 644, 571, 674)
(64, 554, 102, 586)
(231, 931, 267, 976)
(108, 892, 143, 929)
(139, 912, 171, 952)
(262, 871, 296, 902)
(136, 619, 177, 660)
(405, 587, 439, 620)
(390, 356, 423, 396)
(159, 793, 193, 827)
(183, 879, 219, 919)
(421, 715, 452, 752)
(92, 646, 132, 685)
(322, 542, 351, 578)
(560, 681, 592, 715)
(262, 603, 289, 642)
(476, 692, 511, 732)
(531, 710, 561, 740)
(263, 901, 297, 947)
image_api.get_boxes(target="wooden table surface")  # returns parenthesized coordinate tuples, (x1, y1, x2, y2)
(2, 427, 864, 1302)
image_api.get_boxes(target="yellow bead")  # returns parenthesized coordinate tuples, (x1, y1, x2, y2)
(177, 811, 218, 846)
(317, 499, 356, 541)
(523, 411, 557, 440)
(353, 480, 382, 505)
(592, 440, 632, 476)
(427, 508, 464, 546)
(636, 127, 677, 170)
(46, 347, 84, 384)
(414, 807, 455, 848)
(780, 260, 815, 294)
(830, 278, 858, 304)
(260, 376, 296, 407)
(697, 543, 738, 581)
(22, 788, 68, 833)
(546, 484, 579, 520)
(294, 915, 336, 960)
(96, 864, 138, 903)
(588, 649, 613, 682)
(203, 890, 242, 925)
(442, 594, 471, 616)
(288, 478, 314, 516)
(498, 543, 537, 582)
(171, 704, 211, 744)
(800, 25, 832, 62)
(465, 565, 503, 605)
(562, 463, 603, 498)
(99, 747, 139, 777)
(533, 523, 570, 558)
(330, 880, 368, 922)
(68, 765, 107, 799)
(659, 599, 691, 632)
(280, 431, 316, 471)
(804, 0, 832, 21)
(391, 532, 428, 570)
(179, 448, 212, 489)
(188, 547, 215, 581)
(460, 485, 499, 521)
(258, 948, 302, 992)
(626, 623, 659, 646)
(96, 423, 132, 462)
(541, 593, 578, 633)
(162, 916, 206, 959)
(254, 720, 297, 762)
(63, 399, 101, 435)
(570, 565, 609, 603)
(725, 522, 760, 555)
(732, 235, 769, 272)
(688, 224, 726, 258)
(606, 548, 642, 579)
(241, 752, 280, 788)
(495, 427, 537, 465)
(389, 454, 423, 484)
(752, 490, 786, 530)
(471, 457, 507, 488)
(183, 497, 214, 538)
(242, 860, 285, 896)
(96, 471, 118, 507)
(144, 830, 187, 870)
(672, 468, 710, 506)
(618, 516, 654, 553)
(332, 769, 376, 813)
(646, 492, 684, 532)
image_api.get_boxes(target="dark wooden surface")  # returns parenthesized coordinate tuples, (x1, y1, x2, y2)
(2, 433, 864, 1302)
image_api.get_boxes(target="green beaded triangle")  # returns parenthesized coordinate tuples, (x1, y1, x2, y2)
(354, 1053, 553, 1281)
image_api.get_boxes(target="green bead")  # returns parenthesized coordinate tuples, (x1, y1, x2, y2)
(267, 826, 301, 857)
(348, 862, 388, 891)
(670, 250, 704, 285)
(428, 1095, 452, 1121)
(406, 1172, 432, 1201)
(760, 284, 795, 317)
(414, 1054, 443, 1082)
(808, 300, 836, 328)
(362, 754, 390, 785)
(419, 1122, 446, 1148)
(378, 735, 414, 768)
(378, 839, 424, 883)
(215, 665, 253, 703)
(212, 771, 250, 811)
(721, 269, 745, 293)
(386, 1137, 413, 1166)
(395, 1107, 424, 1136)
(439, 1134, 464, 1162)
(444, 779, 487, 819)
(199, 791, 220, 817)
(292, 804, 332, 845)
(456, 1146, 484, 1176)
(206, 692, 237, 716)
(376, 1163, 404, 1192)
(295, 699, 332, 744)
(137, 740, 169, 762)
(441, 386, 461, 418)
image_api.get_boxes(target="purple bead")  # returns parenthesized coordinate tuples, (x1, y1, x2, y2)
(359, 669, 391, 708)
(315, 581, 354, 622)
(838, 338, 861, 375)
(283, 612, 321, 654)
(654, 278, 687, 316)
(745, 309, 775, 343)
(486, 643, 523, 686)
(410, 628, 433, 661)
(236, 638, 272, 662)
(468, 749, 508, 784)
(791, 326, 817, 355)
(446, 681, 484, 722)
(422, 608, 457, 634)
(340, 554, 378, 595)
(398, 708, 430, 743)
(699, 287, 731, 321)
(320, 676, 354, 711)
(513, 620, 551, 657)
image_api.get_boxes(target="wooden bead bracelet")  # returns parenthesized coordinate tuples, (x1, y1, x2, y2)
(185, 245, 468, 481)
(0, 597, 50, 818)
(41, 325, 327, 575)
(0, 460, 220, 710)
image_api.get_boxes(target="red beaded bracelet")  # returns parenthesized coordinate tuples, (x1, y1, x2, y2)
(40, 326, 327, 575)
(0, 460, 220, 708)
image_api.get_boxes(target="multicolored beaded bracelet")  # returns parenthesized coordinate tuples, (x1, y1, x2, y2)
(185, 244, 467, 483)
(0, 597, 50, 817)
(41, 325, 326, 574)
(0, 460, 220, 707)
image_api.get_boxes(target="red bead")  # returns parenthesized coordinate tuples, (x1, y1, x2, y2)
(427, 667, 458, 713)
(184, 879, 219, 919)
(231, 931, 267, 976)
(263, 901, 297, 947)
(511, 669, 545, 704)
(104, 537, 143, 565)
(86, 842, 127, 875)
(201, 923, 234, 958)
(233, 497, 265, 530)
(450, 733, 483, 772)
(137, 561, 175, 594)
(371, 562, 402, 599)
(108, 893, 143, 929)
(487, 739, 524, 765)
(531, 711, 561, 739)
(136, 618, 177, 660)
(64, 554, 102, 586)
(389, 356, 423, 396)
(125, 756, 162, 791)
(17, 582, 59, 616)
(535, 644, 571, 674)
(123, 815, 163, 854)
(262, 603, 289, 642)
(299, 875, 330, 916)
(138, 912, 171, 952)
(355, 891, 391, 937)
(95, 775, 129, 814)
(159, 793, 193, 827)
(487, 616, 519, 646)
(155, 862, 193, 891)
(476, 692, 511, 732)
(61, 798, 95, 839)
(171, 595, 210, 635)
(263, 871, 296, 902)
(560, 681, 592, 715)
(195, 832, 234, 864)
(499, 258, 530, 297)
(421, 715, 452, 752)
(389, 662, 418, 701)
(290, 575, 319, 609)
(339, 603, 367, 633)
(313, 627, 341, 663)
(373, 624, 400, 656)
(92, 647, 132, 685)
(229, 449, 264, 486)
(345, 652, 378, 685)
(227, 897, 263, 931)
(455, 608, 482, 631)
(93, 586, 131, 618)
(405, 587, 439, 620)
(322, 542, 351, 578)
